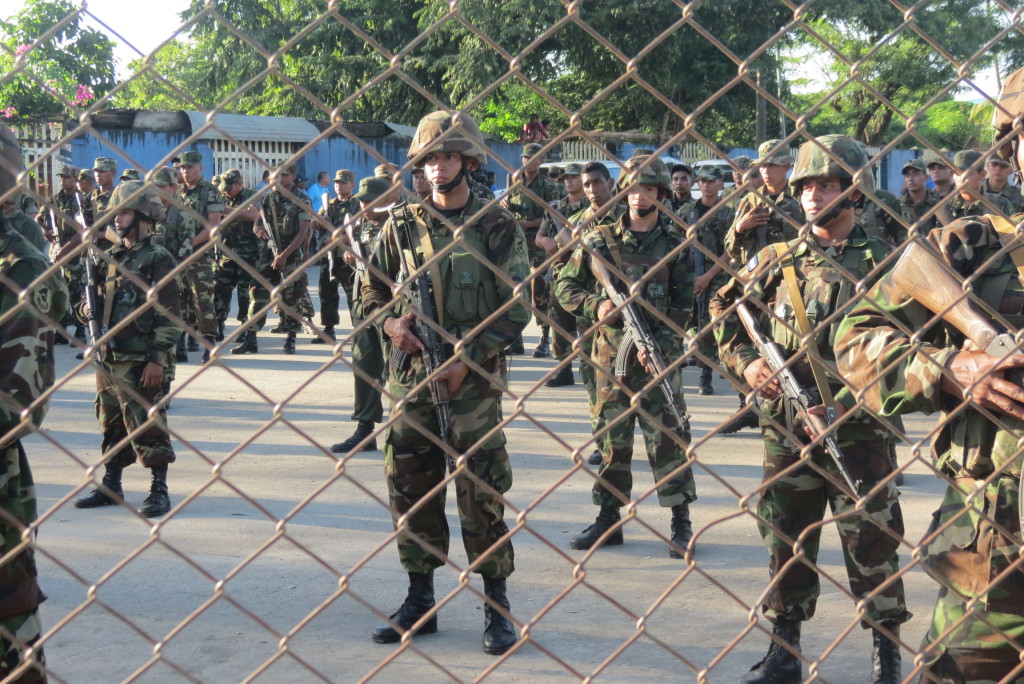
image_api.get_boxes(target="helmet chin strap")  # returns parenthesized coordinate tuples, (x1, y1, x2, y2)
(635, 205, 658, 218)
(433, 160, 467, 194)
(811, 197, 853, 228)
(114, 214, 143, 239)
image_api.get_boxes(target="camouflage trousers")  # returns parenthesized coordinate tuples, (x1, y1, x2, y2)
(185, 255, 218, 337)
(60, 260, 84, 329)
(592, 359, 696, 508)
(548, 279, 577, 361)
(531, 255, 550, 330)
(96, 361, 176, 469)
(213, 257, 256, 325)
(384, 397, 514, 579)
(756, 430, 908, 627)
(0, 443, 47, 684)
(687, 295, 717, 364)
(260, 263, 308, 333)
(350, 314, 385, 424)
(317, 257, 353, 329)
(920, 647, 1024, 684)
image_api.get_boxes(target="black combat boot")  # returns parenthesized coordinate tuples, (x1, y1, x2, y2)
(269, 320, 287, 334)
(139, 465, 170, 518)
(187, 336, 201, 352)
(310, 326, 335, 344)
(282, 332, 297, 355)
(175, 333, 188, 363)
(871, 622, 901, 684)
(698, 366, 714, 396)
(569, 506, 623, 550)
(482, 576, 517, 655)
(201, 335, 216, 363)
(506, 335, 525, 356)
(230, 330, 259, 355)
(371, 572, 438, 643)
(668, 503, 694, 558)
(532, 330, 551, 358)
(74, 465, 124, 508)
(545, 366, 575, 387)
(587, 450, 603, 466)
(741, 619, 802, 684)
(215, 319, 225, 342)
(330, 421, 376, 453)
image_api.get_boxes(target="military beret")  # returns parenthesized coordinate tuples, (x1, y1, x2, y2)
(334, 169, 354, 183)
(951, 150, 983, 172)
(352, 176, 391, 204)
(901, 158, 927, 174)
(522, 143, 543, 157)
(176, 150, 203, 167)
(562, 162, 583, 176)
(670, 163, 694, 176)
(218, 168, 242, 191)
(92, 157, 117, 171)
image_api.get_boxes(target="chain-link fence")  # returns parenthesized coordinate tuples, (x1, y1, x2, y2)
(3, 0, 1024, 682)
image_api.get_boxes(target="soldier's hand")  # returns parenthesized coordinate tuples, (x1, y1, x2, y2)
(271, 254, 286, 271)
(436, 361, 470, 395)
(140, 361, 164, 388)
(637, 348, 655, 374)
(736, 208, 770, 234)
(597, 298, 620, 324)
(343, 251, 356, 266)
(537, 235, 558, 255)
(43, 229, 56, 244)
(942, 350, 1024, 421)
(253, 226, 270, 240)
(383, 313, 425, 354)
(743, 357, 782, 400)
(694, 272, 714, 295)
(803, 403, 847, 440)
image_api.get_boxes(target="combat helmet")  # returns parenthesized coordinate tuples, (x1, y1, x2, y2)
(0, 127, 24, 206)
(110, 180, 166, 223)
(408, 111, 488, 166)
(618, 155, 671, 195)
(789, 134, 873, 195)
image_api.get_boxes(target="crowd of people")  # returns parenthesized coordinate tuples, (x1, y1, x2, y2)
(3, 74, 1024, 681)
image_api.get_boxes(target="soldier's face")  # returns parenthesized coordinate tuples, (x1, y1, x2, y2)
(628, 184, 658, 213)
(114, 209, 137, 232)
(799, 176, 845, 225)
(698, 178, 722, 200)
(955, 168, 984, 192)
(521, 155, 542, 176)
(928, 163, 953, 185)
(277, 171, 295, 190)
(759, 163, 789, 191)
(424, 152, 464, 188)
(334, 179, 354, 198)
(60, 175, 75, 192)
(223, 182, 243, 198)
(563, 174, 582, 194)
(582, 172, 612, 207)
(671, 171, 692, 197)
(77, 179, 94, 194)
(93, 168, 114, 188)
(903, 169, 926, 193)
(180, 163, 202, 186)
(987, 161, 1010, 184)
(411, 171, 430, 195)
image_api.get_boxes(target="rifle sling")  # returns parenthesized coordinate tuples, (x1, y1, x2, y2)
(269, 200, 282, 254)
(776, 247, 836, 409)
(596, 222, 624, 273)
(101, 260, 117, 331)
(415, 221, 445, 329)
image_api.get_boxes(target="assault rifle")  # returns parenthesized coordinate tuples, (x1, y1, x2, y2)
(344, 213, 367, 285)
(734, 302, 860, 497)
(82, 252, 105, 367)
(258, 206, 280, 259)
(589, 256, 689, 432)
(389, 203, 456, 473)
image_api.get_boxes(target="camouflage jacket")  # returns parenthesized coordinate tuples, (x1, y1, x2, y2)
(349, 217, 384, 318)
(16, 193, 38, 218)
(897, 189, 941, 238)
(0, 224, 68, 444)
(360, 197, 530, 400)
(82, 236, 181, 365)
(854, 190, 903, 246)
(220, 187, 260, 263)
(669, 195, 692, 216)
(537, 194, 588, 241)
(504, 172, 565, 258)
(39, 189, 81, 253)
(556, 202, 626, 268)
(176, 179, 224, 262)
(710, 224, 892, 440)
(684, 199, 734, 291)
(4, 211, 47, 256)
(469, 176, 495, 202)
(87, 187, 114, 250)
(320, 195, 358, 258)
(153, 205, 193, 264)
(725, 188, 804, 267)
(948, 191, 1013, 219)
(263, 189, 311, 267)
(984, 178, 1024, 213)
(554, 212, 694, 369)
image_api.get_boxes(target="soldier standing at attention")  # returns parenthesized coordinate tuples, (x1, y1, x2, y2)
(410, 168, 431, 200)
(314, 169, 357, 344)
(73, 181, 181, 519)
(927, 152, 956, 198)
(669, 163, 695, 214)
(362, 111, 529, 655)
(946, 150, 1013, 220)
(0, 125, 69, 682)
(897, 158, 941, 238)
(554, 155, 697, 558)
(212, 169, 262, 350)
(501, 142, 565, 356)
(983, 155, 1024, 213)
(536, 161, 588, 368)
(86, 157, 117, 250)
(711, 136, 908, 684)
(38, 164, 84, 344)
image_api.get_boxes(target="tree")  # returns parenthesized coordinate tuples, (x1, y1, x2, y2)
(0, 0, 115, 119)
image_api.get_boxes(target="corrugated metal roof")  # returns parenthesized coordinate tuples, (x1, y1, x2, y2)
(185, 111, 319, 143)
(381, 122, 418, 139)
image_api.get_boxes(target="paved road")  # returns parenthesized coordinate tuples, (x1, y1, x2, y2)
(27, 271, 946, 683)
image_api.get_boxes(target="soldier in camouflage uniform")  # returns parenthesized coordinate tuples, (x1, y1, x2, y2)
(836, 70, 1024, 683)
(76, 169, 94, 206)
(983, 155, 1024, 213)
(501, 142, 565, 355)
(411, 167, 431, 200)
(362, 111, 529, 655)
(314, 169, 357, 343)
(927, 152, 956, 199)
(536, 161, 588, 371)
(725, 155, 760, 210)
(85, 157, 117, 252)
(37, 164, 84, 344)
(945, 150, 1014, 220)
(73, 181, 182, 519)
(0, 125, 69, 683)
(669, 163, 694, 214)
(897, 158, 941, 239)
(1, 199, 45, 256)
(149, 167, 192, 385)
(174, 151, 223, 362)
(212, 169, 262, 349)
(328, 176, 396, 455)
(684, 166, 734, 396)
(555, 155, 698, 559)
(710, 135, 908, 684)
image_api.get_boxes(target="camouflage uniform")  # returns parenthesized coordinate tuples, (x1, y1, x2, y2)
(318, 194, 357, 329)
(898, 189, 941, 238)
(214, 183, 262, 327)
(361, 195, 530, 579)
(538, 192, 587, 360)
(724, 188, 804, 268)
(984, 177, 1024, 213)
(259, 189, 311, 333)
(555, 211, 697, 509)
(948, 192, 1014, 220)
(38, 184, 83, 326)
(0, 214, 68, 682)
(854, 190, 903, 246)
(85, 186, 114, 251)
(836, 216, 1024, 681)
(683, 197, 734, 364)
(347, 213, 386, 425)
(175, 178, 222, 339)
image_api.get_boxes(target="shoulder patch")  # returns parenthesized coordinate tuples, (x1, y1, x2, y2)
(746, 254, 759, 272)
(33, 282, 52, 314)
(514, 228, 528, 261)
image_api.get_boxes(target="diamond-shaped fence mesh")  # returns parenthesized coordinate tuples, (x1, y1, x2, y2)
(3, 0, 1024, 681)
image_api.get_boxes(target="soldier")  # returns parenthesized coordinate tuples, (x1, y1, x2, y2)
(362, 111, 529, 655)
(86, 157, 117, 250)
(411, 167, 431, 200)
(328, 176, 396, 454)
(1, 196, 46, 255)
(685, 166, 734, 396)
(835, 69, 1024, 683)
(118, 169, 140, 182)
(669, 163, 694, 214)
(313, 169, 357, 344)
(554, 155, 697, 558)
(946, 150, 1013, 220)
(984, 154, 1024, 213)
(73, 181, 182, 519)
(174, 151, 223, 361)
(255, 164, 312, 355)
(76, 168, 95, 199)
(38, 164, 85, 344)
(466, 157, 495, 201)
(211, 169, 262, 349)
(501, 142, 565, 356)
(725, 155, 760, 209)
(150, 166, 193, 375)
(0, 125, 68, 682)
(15, 188, 37, 219)
(927, 151, 956, 198)
(710, 135, 908, 684)
(897, 158, 941, 237)
(537, 162, 589, 373)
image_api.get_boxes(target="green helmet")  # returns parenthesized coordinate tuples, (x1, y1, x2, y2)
(0, 127, 23, 206)
(618, 155, 671, 193)
(110, 180, 165, 223)
(408, 111, 488, 165)
(789, 134, 874, 195)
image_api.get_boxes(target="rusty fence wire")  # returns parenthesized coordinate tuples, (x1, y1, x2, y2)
(3, 0, 1024, 682)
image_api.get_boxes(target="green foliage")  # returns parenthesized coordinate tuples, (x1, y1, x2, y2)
(914, 100, 990, 150)
(0, 0, 115, 119)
